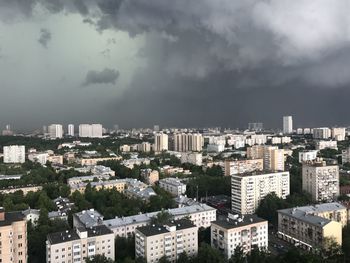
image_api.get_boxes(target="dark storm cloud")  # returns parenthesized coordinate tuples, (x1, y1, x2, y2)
(38, 28, 52, 48)
(83, 68, 120, 86)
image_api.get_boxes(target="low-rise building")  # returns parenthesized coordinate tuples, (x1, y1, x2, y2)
(141, 169, 159, 185)
(159, 178, 186, 196)
(211, 214, 268, 258)
(46, 225, 114, 263)
(315, 140, 338, 150)
(278, 207, 342, 250)
(135, 219, 198, 263)
(299, 150, 318, 163)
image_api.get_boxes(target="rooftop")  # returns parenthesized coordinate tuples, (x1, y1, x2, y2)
(0, 211, 25, 227)
(212, 214, 266, 230)
(278, 207, 333, 227)
(136, 219, 196, 237)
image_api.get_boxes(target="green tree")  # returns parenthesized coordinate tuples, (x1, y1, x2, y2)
(85, 255, 114, 263)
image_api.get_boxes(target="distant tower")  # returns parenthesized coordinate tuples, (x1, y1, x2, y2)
(68, 124, 74, 136)
(154, 125, 160, 132)
(114, 124, 119, 132)
(283, 116, 293, 134)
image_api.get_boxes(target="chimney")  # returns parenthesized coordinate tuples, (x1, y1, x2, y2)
(0, 207, 5, 221)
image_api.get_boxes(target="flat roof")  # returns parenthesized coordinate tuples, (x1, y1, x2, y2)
(0, 211, 25, 227)
(212, 214, 266, 230)
(136, 219, 196, 237)
(278, 208, 332, 227)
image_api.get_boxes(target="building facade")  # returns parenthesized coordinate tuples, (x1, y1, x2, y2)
(48, 124, 63, 139)
(224, 159, 263, 176)
(283, 116, 293, 134)
(159, 178, 186, 196)
(154, 133, 169, 152)
(302, 160, 339, 202)
(3, 145, 25, 163)
(231, 171, 290, 214)
(211, 214, 268, 258)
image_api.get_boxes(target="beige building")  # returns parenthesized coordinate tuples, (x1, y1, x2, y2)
(0, 186, 43, 195)
(154, 133, 169, 152)
(302, 160, 339, 202)
(135, 219, 198, 263)
(138, 142, 152, 153)
(224, 159, 263, 176)
(46, 225, 114, 263)
(315, 140, 338, 150)
(0, 208, 27, 263)
(173, 133, 203, 152)
(246, 145, 284, 171)
(332, 127, 346, 141)
(211, 214, 268, 258)
(79, 156, 122, 166)
(313, 127, 331, 139)
(141, 169, 159, 185)
(278, 207, 342, 250)
(231, 171, 290, 214)
(47, 155, 64, 165)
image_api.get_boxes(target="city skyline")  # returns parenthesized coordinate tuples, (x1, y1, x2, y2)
(1, 1, 350, 129)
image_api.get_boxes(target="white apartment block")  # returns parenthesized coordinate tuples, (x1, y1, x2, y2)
(271, 136, 292, 145)
(3, 145, 25, 163)
(224, 159, 263, 176)
(173, 133, 203, 152)
(46, 225, 115, 263)
(74, 204, 216, 238)
(283, 116, 293, 134)
(231, 171, 290, 214)
(154, 133, 168, 152)
(48, 124, 63, 139)
(298, 150, 318, 163)
(67, 124, 74, 136)
(138, 142, 152, 153)
(315, 140, 338, 150)
(28, 152, 49, 165)
(180, 152, 202, 166)
(159, 178, 186, 196)
(302, 160, 339, 202)
(135, 219, 198, 263)
(211, 214, 268, 258)
(342, 147, 350, 164)
(79, 124, 103, 138)
(313, 127, 331, 139)
(332, 127, 346, 141)
(278, 207, 342, 250)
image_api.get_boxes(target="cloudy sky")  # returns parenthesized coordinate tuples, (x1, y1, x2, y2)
(1, 0, 350, 130)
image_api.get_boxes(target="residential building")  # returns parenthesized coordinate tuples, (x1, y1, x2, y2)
(263, 147, 284, 171)
(3, 145, 25, 163)
(75, 204, 216, 238)
(22, 208, 40, 226)
(332, 127, 346, 141)
(342, 147, 350, 164)
(278, 207, 342, 250)
(302, 160, 339, 202)
(224, 159, 263, 176)
(78, 156, 122, 166)
(154, 133, 168, 152)
(67, 124, 74, 136)
(313, 127, 331, 139)
(231, 171, 290, 214)
(299, 150, 318, 163)
(48, 124, 63, 139)
(159, 178, 186, 196)
(173, 133, 203, 152)
(0, 208, 27, 263)
(141, 169, 159, 185)
(283, 116, 293, 134)
(135, 219, 198, 263)
(315, 140, 338, 150)
(46, 225, 114, 263)
(248, 122, 263, 131)
(211, 214, 268, 258)
(138, 142, 152, 153)
(180, 152, 202, 166)
(79, 124, 103, 138)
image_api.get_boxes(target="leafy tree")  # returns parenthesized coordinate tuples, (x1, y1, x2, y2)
(85, 255, 114, 263)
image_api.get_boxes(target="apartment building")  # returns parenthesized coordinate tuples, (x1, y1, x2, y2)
(342, 147, 350, 164)
(246, 145, 284, 171)
(299, 150, 318, 163)
(332, 127, 346, 141)
(3, 145, 25, 163)
(302, 160, 339, 202)
(74, 204, 216, 238)
(211, 214, 268, 258)
(46, 225, 115, 263)
(278, 207, 342, 250)
(138, 142, 152, 153)
(159, 178, 186, 196)
(283, 203, 347, 227)
(48, 124, 63, 139)
(0, 208, 27, 263)
(78, 156, 122, 166)
(135, 219, 198, 263)
(231, 171, 290, 214)
(154, 133, 169, 152)
(313, 127, 331, 139)
(180, 152, 202, 166)
(173, 133, 203, 152)
(141, 169, 159, 185)
(315, 140, 338, 150)
(224, 159, 263, 176)
(78, 124, 103, 138)
(283, 116, 293, 134)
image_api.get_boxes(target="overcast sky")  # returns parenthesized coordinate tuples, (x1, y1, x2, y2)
(1, 0, 350, 131)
